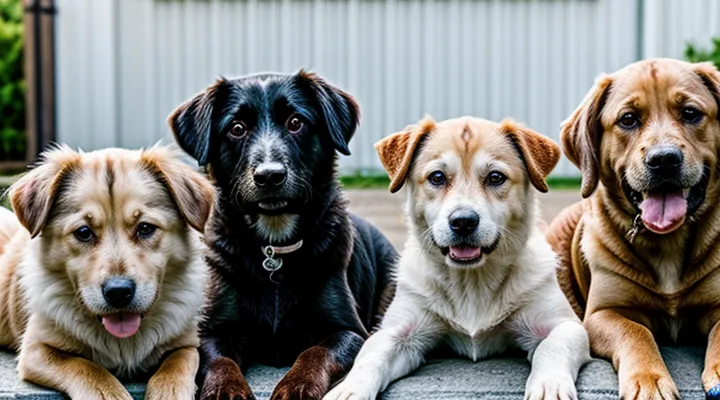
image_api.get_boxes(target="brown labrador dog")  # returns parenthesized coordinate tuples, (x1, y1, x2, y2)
(548, 58, 720, 399)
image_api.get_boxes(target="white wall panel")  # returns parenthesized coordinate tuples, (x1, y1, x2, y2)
(54, 0, 713, 177)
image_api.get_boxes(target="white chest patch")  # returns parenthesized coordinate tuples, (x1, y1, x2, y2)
(445, 325, 515, 361)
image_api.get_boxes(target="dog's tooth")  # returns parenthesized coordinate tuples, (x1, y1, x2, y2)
(683, 188, 690, 198)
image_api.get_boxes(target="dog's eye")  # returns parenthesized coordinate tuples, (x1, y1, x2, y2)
(286, 115, 305, 134)
(681, 106, 703, 124)
(487, 171, 507, 186)
(136, 223, 157, 239)
(618, 112, 640, 130)
(229, 121, 248, 138)
(428, 171, 446, 186)
(74, 226, 95, 243)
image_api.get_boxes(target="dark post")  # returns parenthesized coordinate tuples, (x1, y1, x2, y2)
(23, 0, 56, 163)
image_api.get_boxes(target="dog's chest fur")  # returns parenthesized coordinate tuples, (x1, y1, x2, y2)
(202, 200, 395, 366)
(399, 238, 546, 360)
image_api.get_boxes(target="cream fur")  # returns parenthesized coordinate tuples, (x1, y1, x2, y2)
(325, 117, 590, 400)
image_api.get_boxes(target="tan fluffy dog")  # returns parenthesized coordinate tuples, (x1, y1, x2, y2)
(548, 58, 720, 399)
(0, 146, 215, 399)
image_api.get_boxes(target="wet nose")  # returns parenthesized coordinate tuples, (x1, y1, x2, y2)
(645, 146, 683, 175)
(449, 210, 480, 237)
(253, 163, 287, 187)
(102, 277, 136, 308)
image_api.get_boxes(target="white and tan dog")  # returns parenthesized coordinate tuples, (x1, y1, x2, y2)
(325, 117, 590, 400)
(0, 146, 214, 399)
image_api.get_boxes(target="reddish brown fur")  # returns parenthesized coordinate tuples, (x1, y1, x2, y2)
(549, 58, 720, 398)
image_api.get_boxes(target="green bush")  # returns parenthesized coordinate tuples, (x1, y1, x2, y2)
(0, 0, 26, 161)
(685, 38, 720, 69)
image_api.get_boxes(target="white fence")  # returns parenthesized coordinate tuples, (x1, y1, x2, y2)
(54, 0, 720, 177)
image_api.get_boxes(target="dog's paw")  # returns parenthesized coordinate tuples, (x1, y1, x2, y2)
(71, 379, 133, 400)
(323, 380, 376, 400)
(271, 371, 329, 400)
(145, 373, 196, 400)
(524, 376, 577, 400)
(702, 362, 720, 399)
(78, 386, 133, 400)
(619, 372, 679, 400)
(708, 384, 720, 400)
(200, 375, 255, 400)
(200, 358, 255, 400)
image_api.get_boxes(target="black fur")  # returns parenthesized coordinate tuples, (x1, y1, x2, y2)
(169, 70, 397, 400)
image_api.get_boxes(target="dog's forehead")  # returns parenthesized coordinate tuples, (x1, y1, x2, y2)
(222, 73, 317, 121)
(609, 60, 711, 107)
(419, 118, 513, 166)
(59, 151, 171, 219)
(228, 73, 294, 95)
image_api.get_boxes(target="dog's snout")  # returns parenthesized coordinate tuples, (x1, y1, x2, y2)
(449, 210, 480, 237)
(102, 277, 136, 308)
(645, 146, 683, 174)
(254, 163, 287, 188)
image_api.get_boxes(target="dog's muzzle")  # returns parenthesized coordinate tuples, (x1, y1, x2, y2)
(254, 162, 287, 188)
(437, 209, 501, 266)
(622, 146, 709, 235)
(248, 162, 303, 214)
(98, 276, 145, 339)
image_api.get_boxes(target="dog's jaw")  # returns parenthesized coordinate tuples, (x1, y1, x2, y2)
(250, 213, 300, 244)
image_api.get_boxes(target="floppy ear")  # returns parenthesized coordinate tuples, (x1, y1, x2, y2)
(9, 146, 81, 238)
(167, 79, 225, 166)
(694, 62, 720, 120)
(561, 75, 613, 198)
(501, 120, 561, 193)
(141, 147, 216, 233)
(375, 116, 436, 193)
(296, 70, 360, 155)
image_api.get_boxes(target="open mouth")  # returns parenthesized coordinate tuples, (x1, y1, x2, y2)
(622, 167, 709, 235)
(257, 200, 288, 211)
(440, 236, 501, 266)
(97, 312, 146, 339)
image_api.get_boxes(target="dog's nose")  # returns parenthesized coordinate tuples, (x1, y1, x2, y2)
(102, 277, 136, 308)
(645, 146, 683, 174)
(449, 210, 480, 237)
(254, 163, 287, 187)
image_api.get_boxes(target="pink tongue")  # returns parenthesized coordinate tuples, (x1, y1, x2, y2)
(101, 313, 141, 338)
(639, 191, 687, 233)
(449, 246, 482, 259)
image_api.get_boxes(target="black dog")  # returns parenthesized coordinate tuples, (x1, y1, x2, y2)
(169, 71, 397, 400)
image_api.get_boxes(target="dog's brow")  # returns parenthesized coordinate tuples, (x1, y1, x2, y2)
(131, 210, 143, 222)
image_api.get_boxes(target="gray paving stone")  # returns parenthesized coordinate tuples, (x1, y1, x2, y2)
(0, 347, 708, 399)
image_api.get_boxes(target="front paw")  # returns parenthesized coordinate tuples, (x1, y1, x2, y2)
(703, 362, 720, 399)
(146, 373, 196, 400)
(620, 372, 679, 400)
(271, 370, 330, 400)
(524, 375, 577, 400)
(323, 379, 376, 400)
(200, 357, 255, 400)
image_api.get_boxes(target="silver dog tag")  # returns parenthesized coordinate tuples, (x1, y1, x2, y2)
(262, 257, 283, 272)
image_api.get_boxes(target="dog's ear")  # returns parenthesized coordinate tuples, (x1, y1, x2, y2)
(694, 62, 720, 120)
(375, 116, 436, 193)
(141, 147, 216, 233)
(296, 70, 360, 155)
(9, 146, 81, 238)
(561, 75, 613, 198)
(168, 79, 226, 166)
(501, 120, 560, 193)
